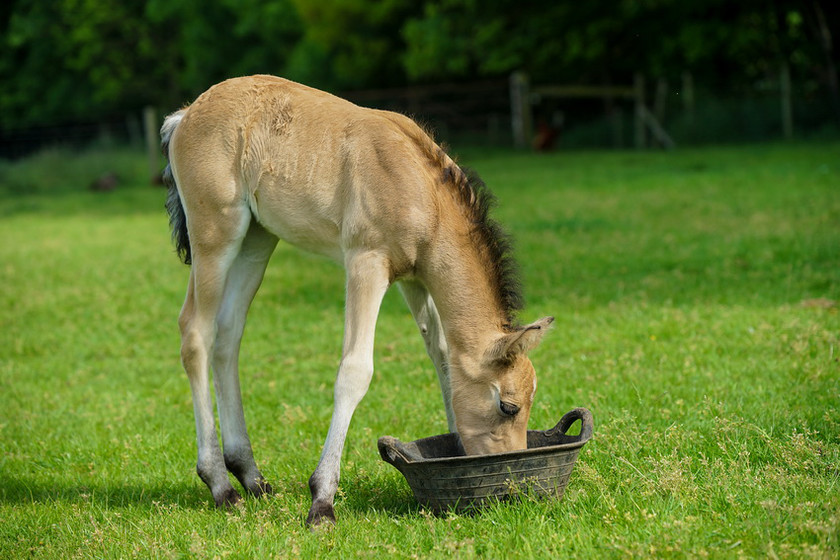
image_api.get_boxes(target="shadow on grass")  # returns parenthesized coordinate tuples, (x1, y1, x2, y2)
(0, 474, 209, 509)
(0, 471, 424, 521)
(339, 472, 560, 523)
(338, 470, 423, 519)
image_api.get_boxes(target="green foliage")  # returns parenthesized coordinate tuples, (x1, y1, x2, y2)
(2, 0, 838, 132)
(1, 0, 173, 126)
(145, 0, 303, 97)
(288, 0, 418, 90)
(404, 0, 834, 87)
(1, 142, 838, 557)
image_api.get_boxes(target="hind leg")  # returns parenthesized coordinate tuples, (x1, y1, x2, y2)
(179, 208, 251, 507)
(212, 221, 278, 497)
(398, 280, 454, 432)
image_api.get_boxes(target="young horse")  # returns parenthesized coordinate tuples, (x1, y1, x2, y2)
(162, 75, 553, 526)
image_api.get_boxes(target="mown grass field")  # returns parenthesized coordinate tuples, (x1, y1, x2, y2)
(1, 142, 838, 558)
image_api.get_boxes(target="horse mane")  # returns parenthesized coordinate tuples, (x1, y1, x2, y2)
(439, 161, 525, 329)
(385, 113, 524, 328)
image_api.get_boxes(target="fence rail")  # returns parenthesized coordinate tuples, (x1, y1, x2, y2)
(0, 116, 143, 160)
(1, 67, 812, 159)
(342, 79, 511, 142)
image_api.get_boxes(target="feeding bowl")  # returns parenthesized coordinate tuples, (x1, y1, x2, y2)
(378, 407, 593, 513)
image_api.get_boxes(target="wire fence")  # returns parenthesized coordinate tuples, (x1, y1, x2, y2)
(1, 115, 146, 160)
(2, 74, 836, 160)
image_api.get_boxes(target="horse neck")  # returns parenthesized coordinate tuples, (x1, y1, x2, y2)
(419, 234, 508, 371)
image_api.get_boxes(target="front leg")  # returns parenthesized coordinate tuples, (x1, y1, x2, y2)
(306, 251, 391, 527)
(398, 280, 455, 433)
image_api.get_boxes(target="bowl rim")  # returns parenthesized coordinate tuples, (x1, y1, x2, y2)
(379, 407, 594, 467)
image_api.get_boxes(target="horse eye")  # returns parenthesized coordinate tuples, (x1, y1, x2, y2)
(499, 401, 520, 416)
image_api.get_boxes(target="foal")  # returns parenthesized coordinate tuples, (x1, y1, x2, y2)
(162, 75, 553, 526)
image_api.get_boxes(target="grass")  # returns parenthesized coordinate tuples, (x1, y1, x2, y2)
(1, 142, 838, 558)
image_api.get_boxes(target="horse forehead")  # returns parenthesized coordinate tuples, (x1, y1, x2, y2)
(498, 356, 536, 390)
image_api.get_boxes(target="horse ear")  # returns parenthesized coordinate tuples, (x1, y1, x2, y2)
(486, 316, 554, 364)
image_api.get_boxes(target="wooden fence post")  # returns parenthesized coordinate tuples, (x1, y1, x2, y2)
(681, 71, 695, 137)
(780, 61, 793, 140)
(654, 78, 668, 124)
(610, 107, 623, 149)
(510, 72, 533, 149)
(634, 74, 646, 149)
(143, 106, 159, 184)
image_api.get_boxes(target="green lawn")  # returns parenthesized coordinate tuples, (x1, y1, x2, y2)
(1, 143, 838, 558)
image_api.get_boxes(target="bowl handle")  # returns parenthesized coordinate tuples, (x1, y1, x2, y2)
(378, 436, 412, 466)
(550, 407, 594, 442)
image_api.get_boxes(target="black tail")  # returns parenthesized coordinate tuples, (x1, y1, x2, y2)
(164, 177, 191, 265)
(161, 110, 191, 265)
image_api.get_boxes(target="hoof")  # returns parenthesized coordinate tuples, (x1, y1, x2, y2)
(249, 478, 274, 499)
(214, 487, 243, 509)
(306, 501, 336, 529)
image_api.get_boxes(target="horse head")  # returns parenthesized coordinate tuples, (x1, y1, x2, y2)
(451, 316, 554, 455)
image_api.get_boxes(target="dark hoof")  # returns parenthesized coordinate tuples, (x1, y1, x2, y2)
(214, 487, 243, 509)
(306, 502, 336, 529)
(249, 478, 274, 499)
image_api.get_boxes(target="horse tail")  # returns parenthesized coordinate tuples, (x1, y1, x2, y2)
(161, 109, 191, 265)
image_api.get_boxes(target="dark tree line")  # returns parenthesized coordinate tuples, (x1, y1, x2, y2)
(1, 0, 838, 131)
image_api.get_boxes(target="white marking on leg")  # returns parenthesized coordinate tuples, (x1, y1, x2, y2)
(179, 209, 251, 507)
(307, 251, 390, 525)
(212, 224, 278, 495)
(182, 261, 238, 506)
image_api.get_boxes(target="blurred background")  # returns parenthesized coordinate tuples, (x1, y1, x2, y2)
(1, 0, 838, 158)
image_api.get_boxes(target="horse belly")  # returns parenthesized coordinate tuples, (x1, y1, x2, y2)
(249, 178, 345, 261)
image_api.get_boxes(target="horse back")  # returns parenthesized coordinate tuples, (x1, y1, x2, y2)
(171, 75, 442, 273)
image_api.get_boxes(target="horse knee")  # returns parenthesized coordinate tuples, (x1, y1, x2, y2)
(180, 327, 209, 374)
(334, 358, 373, 406)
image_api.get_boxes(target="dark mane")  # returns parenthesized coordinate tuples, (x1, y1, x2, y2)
(440, 162, 525, 328)
(375, 111, 524, 327)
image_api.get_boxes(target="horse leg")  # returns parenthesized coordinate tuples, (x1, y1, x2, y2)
(306, 251, 391, 527)
(179, 208, 250, 508)
(211, 221, 278, 498)
(398, 280, 455, 433)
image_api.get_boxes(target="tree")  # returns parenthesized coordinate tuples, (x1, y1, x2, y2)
(287, 0, 420, 90)
(1, 0, 170, 128)
(1, 0, 837, 134)
(145, 0, 304, 102)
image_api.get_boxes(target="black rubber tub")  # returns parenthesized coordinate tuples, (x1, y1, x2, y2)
(378, 407, 593, 513)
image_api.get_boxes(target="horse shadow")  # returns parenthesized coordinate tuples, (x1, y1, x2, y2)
(0, 473, 208, 510)
(0, 470, 422, 521)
